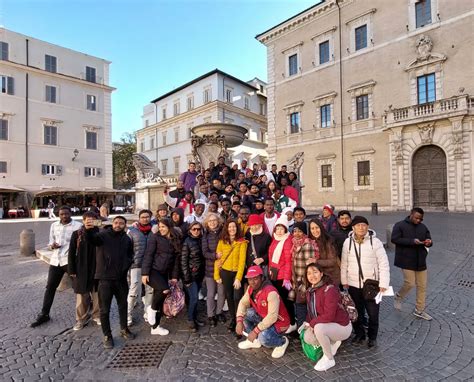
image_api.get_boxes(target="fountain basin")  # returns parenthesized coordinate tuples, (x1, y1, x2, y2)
(192, 123, 248, 148)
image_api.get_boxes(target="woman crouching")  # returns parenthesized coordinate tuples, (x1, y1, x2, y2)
(302, 263, 351, 372)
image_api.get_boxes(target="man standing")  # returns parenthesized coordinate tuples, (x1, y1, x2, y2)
(392, 208, 433, 321)
(331, 210, 352, 259)
(169, 180, 187, 200)
(260, 198, 280, 234)
(238, 205, 250, 235)
(179, 162, 198, 192)
(277, 165, 290, 186)
(68, 211, 101, 330)
(164, 187, 195, 218)
(91, 216, 134, 348)
(236, 266, 290, 359)
(272, 188, 296, 213)
(47, 199, 56, 219)
(31, 206, 82, 327)
(185, 199, 206, 224)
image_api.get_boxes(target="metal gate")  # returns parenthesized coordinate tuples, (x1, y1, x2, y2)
(412, 145, 447, 207)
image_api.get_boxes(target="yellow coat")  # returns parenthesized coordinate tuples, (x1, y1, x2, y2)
(213, 239, 248, 281)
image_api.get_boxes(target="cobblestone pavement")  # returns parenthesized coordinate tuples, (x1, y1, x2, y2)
(0, 213, 473, 381)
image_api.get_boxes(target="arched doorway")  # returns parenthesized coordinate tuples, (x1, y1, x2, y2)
(412, 145, 447, 208)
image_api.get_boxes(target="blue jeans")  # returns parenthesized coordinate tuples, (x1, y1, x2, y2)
(185, 281, 201, 322)
(244, 308, 285, 348)
(295, 302, 307, 329)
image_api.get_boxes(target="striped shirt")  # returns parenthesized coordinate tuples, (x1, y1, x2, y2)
(48, 220, 83, 266)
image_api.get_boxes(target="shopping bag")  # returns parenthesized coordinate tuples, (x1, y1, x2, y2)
(163, 284, 185, 318)
(300, 328, 323, 362)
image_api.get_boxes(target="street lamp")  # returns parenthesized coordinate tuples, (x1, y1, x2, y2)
(72, 149, 79, 161)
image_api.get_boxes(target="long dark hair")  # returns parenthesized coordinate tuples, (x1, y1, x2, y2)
(308, 218, 334, 255)
(219, 218, 243, 244)
(158, 218, 182, 253)
(304, 263, 332, 288)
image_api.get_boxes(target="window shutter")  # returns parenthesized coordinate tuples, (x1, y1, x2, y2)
(41, 164, 47, 175)
(84, 167, 89, 177)
(7, 77, 14, 95)
(97, 168, 102, 177)
(56, 166, 62, 176)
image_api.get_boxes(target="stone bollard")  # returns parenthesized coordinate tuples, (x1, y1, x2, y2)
(20, 229, 35, 256)
(386, 224, 395, 251)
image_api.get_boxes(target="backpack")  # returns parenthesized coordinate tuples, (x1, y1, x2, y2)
(340, 289, 358, 322)
(163, 284, 185, 318)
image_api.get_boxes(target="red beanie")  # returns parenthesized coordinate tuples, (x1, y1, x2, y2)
(247, 214, 264, 227)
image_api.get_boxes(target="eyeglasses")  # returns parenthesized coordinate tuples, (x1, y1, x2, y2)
(191, 228, 201, 232)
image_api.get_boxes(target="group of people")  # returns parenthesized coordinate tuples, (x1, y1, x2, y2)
(30, 157, 434, 373)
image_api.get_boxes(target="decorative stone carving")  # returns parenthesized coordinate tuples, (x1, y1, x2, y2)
(418, 123, 435, 144)
(132, 153, 165, 184)
(452, 133, 463, 159)
(393, 141, 403, 163)
(288, 152, 304, 172)
(416, 35, 433, 61)
(191, 135, 228, 170)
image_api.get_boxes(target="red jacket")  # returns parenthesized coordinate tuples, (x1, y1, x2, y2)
(306, 283, 349, 327)
(283, 185, 299, 205)
(268, 235, 293, 281)
(259, 212, 281, 234)
(248, 282, 290, 333)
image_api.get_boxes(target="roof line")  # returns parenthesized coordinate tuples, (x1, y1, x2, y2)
(150, 69, 259, 104)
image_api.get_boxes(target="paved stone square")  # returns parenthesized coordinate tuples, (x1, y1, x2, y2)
(0, 212, 473, 381)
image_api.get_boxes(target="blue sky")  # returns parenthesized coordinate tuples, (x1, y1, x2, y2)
(2, 0, 316, 141)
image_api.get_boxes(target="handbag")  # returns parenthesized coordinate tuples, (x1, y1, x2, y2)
(340, 289, 358, 322)
(269, 266, 279, 281)
(163, 284, 185, 318)
(353, 238, 380, 301)
(299, 328, 323, 362)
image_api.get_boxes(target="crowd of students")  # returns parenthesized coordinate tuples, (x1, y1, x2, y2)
(30, 158, 434, 373)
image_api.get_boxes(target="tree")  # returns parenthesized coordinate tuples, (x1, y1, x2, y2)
(113, 132, 137, 189)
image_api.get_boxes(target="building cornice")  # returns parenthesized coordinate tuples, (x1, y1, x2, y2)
(345, 8, 377, 25)
(0, 60, 115, 91)
(310, 26, 338, 40)
(347, 80, 376, 93)
(281, 41, 304, 54)
(283, 100, 305, 110)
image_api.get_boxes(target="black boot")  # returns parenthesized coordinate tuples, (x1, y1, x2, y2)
(31, 314, 50, 328)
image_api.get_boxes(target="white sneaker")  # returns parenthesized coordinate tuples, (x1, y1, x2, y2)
(331, 340, 341, 356)
(314, 355, 336, 371)
(147, 306, 157, 326)
(198, 291, 205, 300)
(127, 316, 133, 327)
(238, 339, 262, 350)
(285, 323, 297, 334)
(143, 311, 148, 323)
(271, 336, 289, 359)
(93, 318, 101, 326)
(73, 321, 84, 331)
(151, 325, 169, 336)
(223, 300, 229, 312)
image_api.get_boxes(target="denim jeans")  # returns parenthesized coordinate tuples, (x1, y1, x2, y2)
(244, 308, 285, 348)
(127, 267, 153, 318)
(185, 281, 202, 322)
(295, 302, 307, 329)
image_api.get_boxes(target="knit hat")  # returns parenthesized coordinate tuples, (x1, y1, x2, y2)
(245, 265, 263, 278)
(274, 215, 289, 230)
(282, 207, 293, 216)
(157, 203, 168, 211)
(351, 215, 369, 226)
(323, 204, 334, 215)
(293, 221, 308, 235)
(247, 214, 264, 227)
(195, 199, 206, 206)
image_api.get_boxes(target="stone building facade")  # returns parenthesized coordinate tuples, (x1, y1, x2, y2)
(257, 0, 473, 211)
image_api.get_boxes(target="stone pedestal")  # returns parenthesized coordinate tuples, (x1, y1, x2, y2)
(135, 183, 167, 212)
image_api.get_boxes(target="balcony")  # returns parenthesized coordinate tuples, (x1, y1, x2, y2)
(383, 95, 474, 128)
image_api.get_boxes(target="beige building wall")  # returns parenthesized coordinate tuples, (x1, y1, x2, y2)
(258, 0, 474, 212)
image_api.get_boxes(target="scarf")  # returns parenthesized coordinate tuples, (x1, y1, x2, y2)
(272, 232, 290, 265)
(250, 226, 263, 236)
(138, 224, 152, 234)
(307, 279, 325, 318)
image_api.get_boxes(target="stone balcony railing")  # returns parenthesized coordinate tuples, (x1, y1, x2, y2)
(383, 95, 474, 127)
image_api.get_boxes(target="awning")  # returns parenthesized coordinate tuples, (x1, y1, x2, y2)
(81, 187, 118, 194)
(0, 185, 26, 192)
(33, 187, 76, 196)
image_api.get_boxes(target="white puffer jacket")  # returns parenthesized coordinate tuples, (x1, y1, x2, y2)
(341, 230, 390, 289)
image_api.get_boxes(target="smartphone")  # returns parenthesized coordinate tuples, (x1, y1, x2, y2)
(93, 219, 102, 227)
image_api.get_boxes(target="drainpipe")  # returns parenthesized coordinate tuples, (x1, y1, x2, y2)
(336, 0, 346, 196)
(25, 39, 29, 173)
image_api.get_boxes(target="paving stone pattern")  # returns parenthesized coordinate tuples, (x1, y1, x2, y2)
(0, 213, 473, 381)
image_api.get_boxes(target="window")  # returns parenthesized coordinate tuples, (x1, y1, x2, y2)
(320, 104, 331, 128)
(187, 96, 194, 111)
(288, 54, 298, 76)
(162, 132, 167, 146)
(225, 89, 232, 103)
(355, 25, 367, 51)
(45, 55, 57, 73)
(356, 95, 369, 120)
(290, 112, 300, 134)
(173, 102, 180, 116)
(45, 85, 57, 103)
(417, 73, 436, 104)
(0, 119, 8, 140)
(0, 161, 6, 173)
(150, 137, 155, 150)
(161, 159, 168, 176)
(162, 108, 167, 120)
(145, 119, 149, 127)
(86, 131, 97, 150)
(140, 141, 145, 152)
(41, 164, 61, 176)
(84, 167, 101, 177)
(319, 40, 330, 64)
(204, 88, 211, 103)
(174, 158, 180, 174)
(85, 66, 96, 83)
(1, 75, 14, 95)
(321, 165, 332, 188)
(87, 94, 97, 111)
(44, 125, 57, 145)
(244, 97, 250, 110)
(0, 42, 8, 60)
(174, 128, 179, 143)
(416, 0, 432, 28)
(357, 160, 370, 186)
(187, 126, 192, 138)
(259, 102, 266, 115)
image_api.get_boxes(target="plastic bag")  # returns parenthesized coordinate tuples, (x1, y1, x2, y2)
(300, 328, 323, 362)
(163, 284, 185, 318)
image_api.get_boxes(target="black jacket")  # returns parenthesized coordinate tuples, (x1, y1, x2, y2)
(92, 227, 133, 280)
(392, 217, 433, 271)
(142, 233, 180, 279)
(68, 227, 99, 293)
(245, 230, 272, 268)
(202, 228, 221, 278)
(330, 225, 352, 259)
(180, 235, 205, 284)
